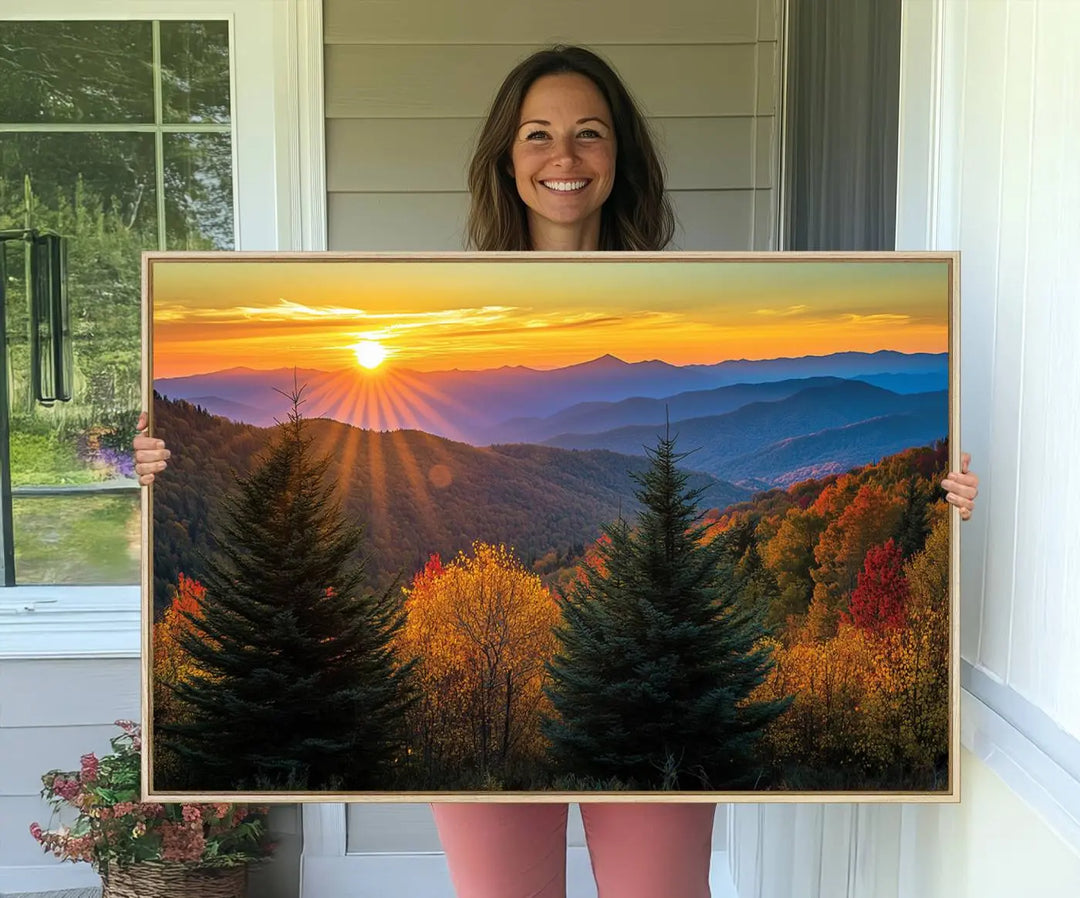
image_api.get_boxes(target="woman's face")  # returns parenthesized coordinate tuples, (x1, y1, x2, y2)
(509, 73, 617, 248)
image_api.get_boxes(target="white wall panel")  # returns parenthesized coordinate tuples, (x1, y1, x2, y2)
(989, 0, 1038, 698)
(0, 725, 121, 796)
(1009, 0, 1080, 727)
(328, 192, 468, 251)
(669, 189, 757, 250)
(955, 0, 1010, 678)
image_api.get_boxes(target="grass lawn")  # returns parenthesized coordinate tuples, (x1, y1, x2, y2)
(13, 493, 140, 584)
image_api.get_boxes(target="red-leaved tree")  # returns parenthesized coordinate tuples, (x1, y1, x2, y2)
(846, 539, 909, 633)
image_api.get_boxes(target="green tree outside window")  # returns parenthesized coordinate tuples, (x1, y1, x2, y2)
(0, 20, 234, 584)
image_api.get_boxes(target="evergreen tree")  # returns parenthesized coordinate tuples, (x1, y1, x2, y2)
(712, 519, 781, 623)
(158, 390, 417, 791)
(895, 475, 932, 559)
(543, 431, 791, 790)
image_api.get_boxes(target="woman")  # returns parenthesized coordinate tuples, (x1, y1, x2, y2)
(135, 45, 980, 898)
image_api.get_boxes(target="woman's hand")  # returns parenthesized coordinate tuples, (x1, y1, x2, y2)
(133, 411, 170, 486)
(941, 451, 979, 521)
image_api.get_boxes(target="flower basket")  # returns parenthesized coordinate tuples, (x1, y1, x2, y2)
(101, 861, 247, 898)
(30, 721, 273, 891)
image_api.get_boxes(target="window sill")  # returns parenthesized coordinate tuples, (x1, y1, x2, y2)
(0, 585, 140, 659)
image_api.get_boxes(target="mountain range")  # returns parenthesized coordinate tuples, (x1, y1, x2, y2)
(155, 350, 948, 447)
(150, 397, 751, 609)
(540, 380, 948, 486)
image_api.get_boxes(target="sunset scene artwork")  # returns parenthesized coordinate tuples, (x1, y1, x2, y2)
(145, 254, 957, 800)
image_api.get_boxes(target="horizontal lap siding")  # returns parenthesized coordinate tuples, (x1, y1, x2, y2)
(324, 0, 763, 45)
(324, 1, 781, 253)
(0, 659, 140, 869)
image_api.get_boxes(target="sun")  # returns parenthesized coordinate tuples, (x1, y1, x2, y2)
(353, 339, 388, 369)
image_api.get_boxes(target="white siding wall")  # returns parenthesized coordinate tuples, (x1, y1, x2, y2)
(0, 659, 140, 893)
(727, 0, 1080, 894)
(323, 0, 782, 251)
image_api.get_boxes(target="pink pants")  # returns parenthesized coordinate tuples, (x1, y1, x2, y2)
(431, 803, 715, 898)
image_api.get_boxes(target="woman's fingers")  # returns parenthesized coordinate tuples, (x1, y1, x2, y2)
(941, 451, 978, 521)
(941, 473, 978, 500)
(133, 411, 170, 485)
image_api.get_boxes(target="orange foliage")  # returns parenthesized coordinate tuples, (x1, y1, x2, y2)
(810, 483, 905, 628)
(753, 511, 950, 782)
(396, 542, 559, 782)
(153, 573, 208, 685)
(152, 574, 215, 780)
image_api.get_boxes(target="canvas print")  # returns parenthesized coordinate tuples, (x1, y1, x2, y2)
(144, 253, 957, 799)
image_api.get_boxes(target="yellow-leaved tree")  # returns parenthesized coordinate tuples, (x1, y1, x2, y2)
(397, 542, 559, 788)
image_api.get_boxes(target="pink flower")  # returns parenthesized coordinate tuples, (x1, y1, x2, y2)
(29, 822, 43, 841)
(52, 776, 81, 802)
(80, 753, 99, 782)
(112, 801, 136, 817)
(181, 805, 202, 824)
(161, 821, 206, 862)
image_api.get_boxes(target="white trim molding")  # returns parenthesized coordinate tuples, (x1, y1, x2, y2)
(0, 587, 140, 659)
(962, 671, 1080, 854)
(284, 0, 328, 250)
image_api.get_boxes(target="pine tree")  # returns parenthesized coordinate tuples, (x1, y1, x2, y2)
(158, 389, 417, 791)
(895, 475, 932, 559)
(542, 430, 791, 790)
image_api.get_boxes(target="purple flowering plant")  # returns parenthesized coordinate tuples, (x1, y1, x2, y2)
(30, 721, 274, 875)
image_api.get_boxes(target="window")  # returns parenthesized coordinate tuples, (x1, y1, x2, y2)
(0, 19, 235, 586)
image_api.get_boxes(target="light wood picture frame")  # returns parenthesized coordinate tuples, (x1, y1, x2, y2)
(141, 251, 960, 804)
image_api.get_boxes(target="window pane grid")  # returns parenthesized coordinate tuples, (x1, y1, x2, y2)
(0, 19, 235, 585)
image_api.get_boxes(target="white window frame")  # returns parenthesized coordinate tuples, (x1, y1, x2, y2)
(0, 0, 326, 661)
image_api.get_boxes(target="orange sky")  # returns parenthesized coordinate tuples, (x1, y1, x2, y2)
(150, 257, 951, 378)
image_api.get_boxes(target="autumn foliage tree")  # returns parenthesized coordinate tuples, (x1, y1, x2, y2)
(810, 483, 905, 633)
(397, 543, 559, 788)
(544, 431, 790, 790)
(151, 572, 210, 784)
(753, 495, 951, 788)
(157, 391, 418, 791)
(846, 538, 909, 633)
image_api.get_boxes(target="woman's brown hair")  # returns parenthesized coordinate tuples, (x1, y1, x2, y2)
(466, 46, 675, 252)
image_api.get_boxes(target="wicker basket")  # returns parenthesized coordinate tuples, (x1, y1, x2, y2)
(101, 861, 247, 898)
